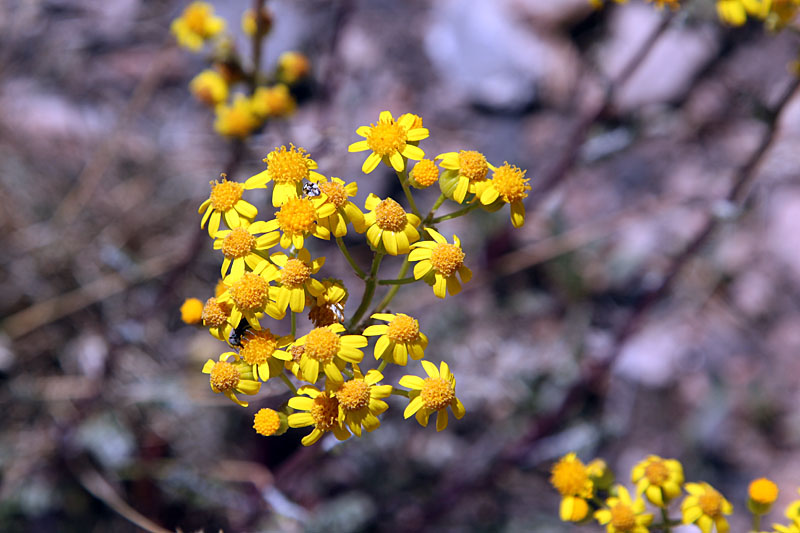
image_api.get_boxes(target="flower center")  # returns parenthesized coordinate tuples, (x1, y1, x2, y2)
(375, 198, 407, 232)
(386, 314, 419, 343)
(749, 478, 779, 504)
(420, 377, 455, 411)
(337, 380, 371, 411)
(229, 272, 270, 311)
(492, 163, 530, 203)
(366, 119, 407, 156)
(551, 457, 589, 497)
(184, 5, 209, 34)
(430, 243, 464, 277)
(240, 329, 278, 365)
(280, 258, 312, 288)
(699, 490, 723, 517)
(202, 297, 229, 327)
(609, 503, 636, 531)
(253, 408, 281, 436)
(458, 150, 489, 183)
(221, 227, 256, 259)
(290, 345, 305, 362)
(319, 180, 348, 208)
(411, 159, 439, 188)
(210, 361, 240, 392)
(266, 144, 311, 185)
(276, 197, 317, 234)
(645, 461, 669, 485)
(209, 179, 244, 211)
(224, 107, 256, 137)
(304, 327, 341, 364)
(310, 394, 340, 431)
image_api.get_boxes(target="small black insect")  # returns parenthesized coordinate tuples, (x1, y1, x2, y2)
(228, 320, 251, 347)
(302, 182, 321, 198)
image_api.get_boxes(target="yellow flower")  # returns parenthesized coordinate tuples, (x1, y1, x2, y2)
(201, 352, 260, 407)
(272, 195, 336, 249)
(216, 269, 281, 330)
(251, 84, 296, 119)
(239, 328, 293, 381)
(294, 323, 367, 384)
(562, 496, 590, 522)
(409, 159, 440, 189)
(214, 94, 261, 139)
(198, 177, 258, 237)
(277, 51, 311, 85)
(253, 408, 287, 437)
(171, 2, 225, 51)
(288, 385, 351, 446)
(363, 313, 428, 366)
(212, 221, 280, 279)
(307, 279, 348, 327)
(316, 177, 366, 237)
(716, 0, 767, 24)
(409, 228, 472, 299)
(594, 485, 653, 533)
(266, 248, 326, 315)
(475, 162, 531, 228)
(241, 7, 272, 37)
(748, 478, 779, 515)
(631, 455, 684, 507)
(399, 360, 465, 431)
(436, 150, 490, 204)
(681, 482, 733, 533)
(775, 524, 800, 533)
(363, 194, 421, 255)
(201, 297, 232, 341)
(588, 458, 615, 491)
(189, 69, 228, 107)
(245, 144, 325, 207)
(784, 490, 800, 522)
(551, 453, 594, 499)
(334, 368, 392, 437)
(180, 297, 204, 324)
(348, 111, 428, 174)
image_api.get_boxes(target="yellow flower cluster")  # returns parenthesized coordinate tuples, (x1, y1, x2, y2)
(172, 2, 311, 139)
(186, 111, 530, 445)
(550, 452, 800, 533)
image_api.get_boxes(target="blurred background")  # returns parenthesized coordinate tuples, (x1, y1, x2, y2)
(2, 0, 800, 531)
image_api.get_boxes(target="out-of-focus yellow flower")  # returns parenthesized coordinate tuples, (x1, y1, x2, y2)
(348, 111, 428, 174)
(631, 455, 684, 507)
(242, 7, 272, 37)
(436, 150, 490, 204)
(647, 0, 681, 9)
(409, 228, 472, 299)
(716, 0, 769, 25)
(202, 296, 232, 341)
(588, 459, 615, 491)
(594, 485, 653, 533)
(198, 177, 258, 237)
(214, 94, 261, 139)
(288, 385, 350, 446)
(475, 162, 531, 228)
(171, 2, 226, 51)
(253, 408, 287, 436)
(180, 297, 204, 324)
(681, 482, 733, 533)
(212, 221, 280, 278)
(748, 477, 779, 515)
(363, 194, 421, 255)
(238, 328, 293, 381)
(245, 144, 325, 207)
(400, 360, 465, 431)
(251, 84, 296, 119)
(189, 69, 228, 107)
(293, 323, 366, 384)
(277, 51, 311, 84)
(316, 177, 365, 237)
(334, 368, 392, 437)
(551, 452, 594, 501)
(201, 352, 261, 407)
(363, 312, 427, 366)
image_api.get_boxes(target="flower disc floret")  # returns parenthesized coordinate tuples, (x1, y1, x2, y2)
(202, 297, 229, 327)
(458, 150, 489, 183)
(594, 486, 652, 533)
(310, 395, 340, 431)
(209, 361, 240, 392)
(348, 111, 428, 173)
(632, 455, 684, 507)
(229, 272, 270, 312)
(363, 312, 427, 366)
(410, 228, 472, 298)
(749, 478, 778, 504)
(337, 380, 371, 411)
(277, 197, 317, 234)
(202, 353, 261, 406)
(288, 386, 350, 446)
(410, 159, 439, 188)
(245, 144, 323, 207)
(221, 227, 256, 259)
(199, 178, 257, 236)
(681, 482, 732, 533)
(610, 503, 636, 530)
(253, 408, 281, 436)
(430, 243, 465, 277)
(698, 491, 722, 517)
(491, 163, 530, 203)
(240, 330, 278, 365)
(400, 361, 464, 431)
(319, 180, 348, 208)
(366, 120, 407, 156)
(421, 377, 455, 411)
(551, 453, 592, 498)
(210, 180, 244, 211)
(386, 314, 419, 343)
(375, 198, 408, 232)
(280, 259, 312, 288)
(305, 327, 341, 364)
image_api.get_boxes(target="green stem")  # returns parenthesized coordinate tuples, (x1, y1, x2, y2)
(423, 193, 446, 224)
(280, 373, 297, 394)
(249, 0, 267, 94)
(347, 252, 384, 331)
(660, 508, 672, 533)
(378, 277, 416, 285)
(377, 360, 388, 372)
(390, 388, 409, 398)
(372, 256, 410, 315)
(752, 513, 761, 532)
(336, 237, 366, 279)
(397, 170, 422, 220)
(430, 202, 480, 223)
